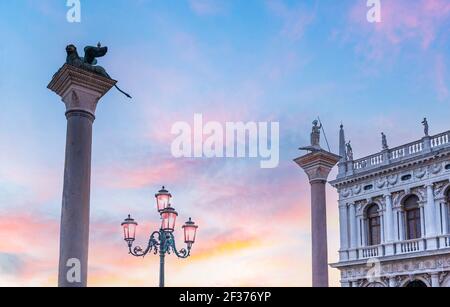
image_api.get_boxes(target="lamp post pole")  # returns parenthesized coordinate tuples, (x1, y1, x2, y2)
(121, 187, 198, 287)
(159, 248, 165, 288)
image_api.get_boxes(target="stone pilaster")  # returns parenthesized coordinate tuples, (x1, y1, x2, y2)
(48, 64, 116, 287)
(338, 201, 349, 261)
(425, 184, 438, 250)
(295, 150, 340, 287)
(384, 194, 395, 255)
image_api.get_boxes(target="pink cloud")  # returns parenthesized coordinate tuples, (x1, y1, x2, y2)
(347, 0, 450, 60)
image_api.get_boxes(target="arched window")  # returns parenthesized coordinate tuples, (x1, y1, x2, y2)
(404, 195, 421, 240)
(367, 204, 381, 246)
(405, 280, 427, 288)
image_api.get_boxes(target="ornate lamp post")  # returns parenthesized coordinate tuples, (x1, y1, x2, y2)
(121, 187, 198, 287)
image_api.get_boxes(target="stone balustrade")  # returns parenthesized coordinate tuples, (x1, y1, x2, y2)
(344, 235, 450, 261)
(346, 131, 450, 176)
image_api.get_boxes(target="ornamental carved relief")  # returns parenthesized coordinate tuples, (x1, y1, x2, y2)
(376, 177, 387, 189)
(413, 167, 427, 179)
(372, 196, 385, 210)
(430, 163, 443, 175)
(434, 181, 449, 198)
(341, 188, 351, 198)
(71, 91, 80, 105)
(340, 256, 450, 282)
(355, 200, 367, 213)
(439, 272, 449, 284)
(353, 185, 362, 195)
(392, 191, 405, 208)
(411, 186, 426, 201)
(304, 166, 328, 182)
(388, 174, 399, 186)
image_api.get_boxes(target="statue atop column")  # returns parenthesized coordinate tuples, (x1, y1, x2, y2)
(422, 118, 429, 136)
(346, 141, 353, 161)
(300, 120, 322, 152)
(64, 43, 132, 99)
(382, 132, 389, 150)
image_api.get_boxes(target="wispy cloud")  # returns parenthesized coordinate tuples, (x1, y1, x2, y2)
(266, 0, 317, 42)
(188, 0, 227, 16)
(346, 0, 450, 60)
(435, 54, 449, 102)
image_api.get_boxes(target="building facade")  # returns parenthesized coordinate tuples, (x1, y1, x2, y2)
(330, 124, 450, 287)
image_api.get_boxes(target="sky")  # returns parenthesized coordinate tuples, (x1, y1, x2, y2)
(0, 0, 449, 287)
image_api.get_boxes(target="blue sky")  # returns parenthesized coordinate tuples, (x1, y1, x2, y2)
(0, 0, 449, 286)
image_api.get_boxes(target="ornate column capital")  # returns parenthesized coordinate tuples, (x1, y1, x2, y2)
(294, 150, 340, 184)
(48, 64, 117, 117)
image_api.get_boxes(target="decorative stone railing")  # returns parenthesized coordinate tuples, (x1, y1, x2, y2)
(438, 234, 450, 248)
(347, 131, 450, 175)
(397, 238, 426, 254)
(431, 132, 450, 148)
(353, 153, 384, 170)
(360, 245, 382, 259)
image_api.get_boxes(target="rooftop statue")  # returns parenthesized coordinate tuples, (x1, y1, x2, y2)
(346, 141, 353, 161)
(382, 132, 389, 150)
(65, 43, 132, 99)
(422, 118, 429, 136)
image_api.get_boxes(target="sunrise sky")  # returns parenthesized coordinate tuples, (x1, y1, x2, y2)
(0, 0, 449, 286)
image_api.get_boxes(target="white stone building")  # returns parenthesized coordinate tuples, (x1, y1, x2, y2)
(330, 124, 450, 287)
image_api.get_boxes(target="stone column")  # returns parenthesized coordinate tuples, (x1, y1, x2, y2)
(399, 211, 406, 241)
(431, 273, 440, 287)
(48, 64, 116, 287)
(443, 201, 449, 235)
(425, 184, 437, 249)
(359, 214, 368, 247)
(384, 194, 395, 255)
(393, 209, 399, 241)
(338, 202, 349, 261)
(295, 150, 340, 287)
(348, 203, 358, 260)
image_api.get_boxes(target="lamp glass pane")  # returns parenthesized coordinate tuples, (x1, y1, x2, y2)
(123, 224, 129, 240)
(129, 223, 136, 240)
(161, 211, 177, 231)
(184, 225, 197, 243)
(157, 194, 170, 211)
